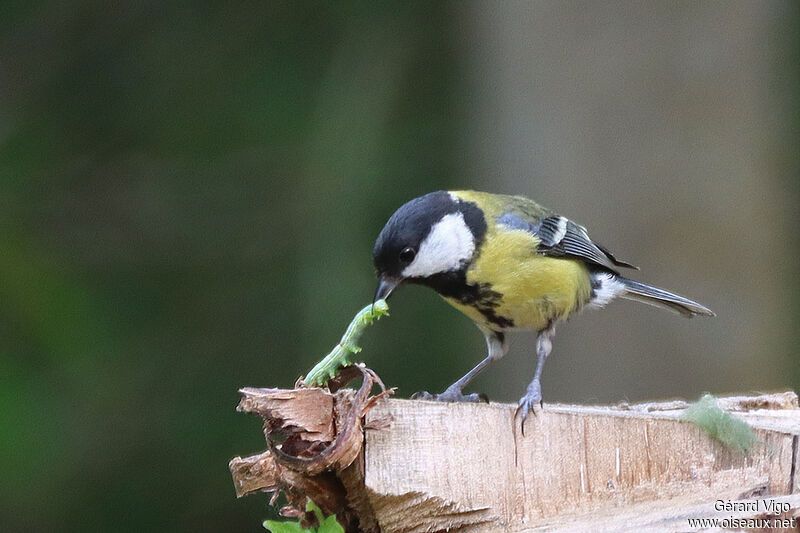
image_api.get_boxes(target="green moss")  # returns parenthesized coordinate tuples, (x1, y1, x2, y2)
(682, 394, 758, 452)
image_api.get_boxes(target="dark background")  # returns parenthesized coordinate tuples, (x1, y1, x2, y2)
(1, 2, 797, 531)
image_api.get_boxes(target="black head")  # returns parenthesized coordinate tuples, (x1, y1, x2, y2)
(372, 191, 486, 300)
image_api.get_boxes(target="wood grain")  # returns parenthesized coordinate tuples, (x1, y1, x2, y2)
(231, 390, 800, 532)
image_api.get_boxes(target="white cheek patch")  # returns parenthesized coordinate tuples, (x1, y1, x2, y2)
(587, 272, 626, 309)
(401, 212, 475, 278)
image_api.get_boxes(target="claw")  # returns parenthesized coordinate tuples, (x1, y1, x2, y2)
(516, 383, 543, 436)
(411, 388, 487, 403)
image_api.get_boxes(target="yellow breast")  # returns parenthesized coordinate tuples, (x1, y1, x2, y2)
(445, 226, 593, 332)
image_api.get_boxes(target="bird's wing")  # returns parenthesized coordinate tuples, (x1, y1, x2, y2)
(496, 212, 638, 271)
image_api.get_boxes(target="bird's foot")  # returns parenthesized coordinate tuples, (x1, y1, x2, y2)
(515, 380, 543, 433)
(411, 385, 487, 403)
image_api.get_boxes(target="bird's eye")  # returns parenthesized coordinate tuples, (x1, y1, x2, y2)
(399, 247, 416, 264)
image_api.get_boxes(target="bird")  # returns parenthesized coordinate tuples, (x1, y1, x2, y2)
(372, 190, 714, 422)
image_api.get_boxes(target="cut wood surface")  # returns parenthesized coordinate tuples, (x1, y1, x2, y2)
(230, 385, 800, 533)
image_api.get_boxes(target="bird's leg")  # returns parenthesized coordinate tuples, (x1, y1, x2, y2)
(413, 331, 506, 403)
(517, 325, 555, 423)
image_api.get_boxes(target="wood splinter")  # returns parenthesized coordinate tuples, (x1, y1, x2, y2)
(268, 365, 394, 475)
(229, 365, 393, 531)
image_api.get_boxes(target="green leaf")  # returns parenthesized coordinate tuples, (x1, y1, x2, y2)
(262, 520, 309, 533)
(317, 515, 345, 533)
(305, 498, 325, 526)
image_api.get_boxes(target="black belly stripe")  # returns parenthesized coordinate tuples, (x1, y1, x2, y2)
(477, 301, 514, 329)
(414, 270, 515, 329)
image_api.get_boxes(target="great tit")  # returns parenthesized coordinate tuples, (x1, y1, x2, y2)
(372, 190, 713, 420)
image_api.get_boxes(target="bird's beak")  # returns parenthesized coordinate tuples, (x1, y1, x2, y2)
(374, 276, 400, 304)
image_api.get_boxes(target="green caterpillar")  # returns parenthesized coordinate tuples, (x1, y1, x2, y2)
(302, 300, 389, 387)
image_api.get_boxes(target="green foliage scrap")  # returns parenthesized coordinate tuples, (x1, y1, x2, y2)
(263, 499, 344, 533)
(682, 394, 758, 452)
(302, 299, 389, 387)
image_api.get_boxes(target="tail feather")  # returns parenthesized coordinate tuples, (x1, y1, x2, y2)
(617, 277, 715, 318)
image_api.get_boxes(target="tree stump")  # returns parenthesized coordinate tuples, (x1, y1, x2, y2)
(230, 383, 799, 532)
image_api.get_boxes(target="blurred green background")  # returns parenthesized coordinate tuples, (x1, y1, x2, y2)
(1, 2, 797, 531)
